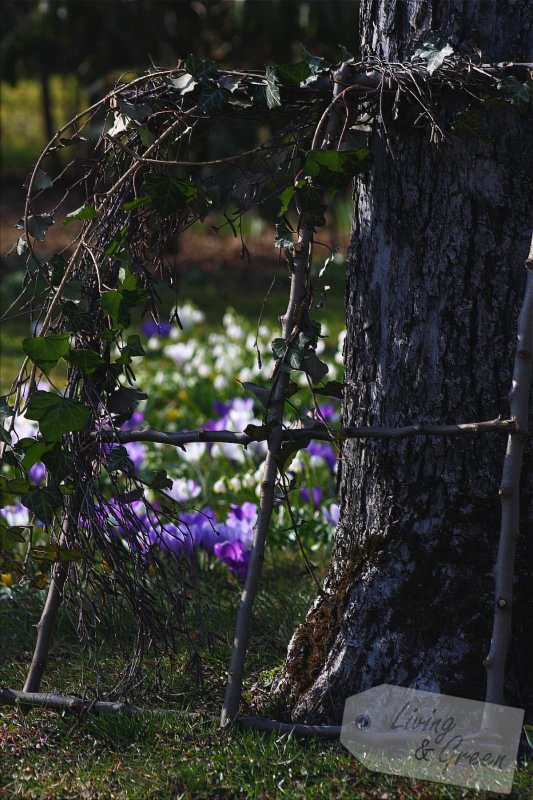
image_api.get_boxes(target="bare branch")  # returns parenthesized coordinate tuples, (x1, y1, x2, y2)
(92, 416, 519, 449)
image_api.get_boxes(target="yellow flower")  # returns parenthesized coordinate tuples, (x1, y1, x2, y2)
(1, 573, 13, 587)
(166, 407, 180, 422)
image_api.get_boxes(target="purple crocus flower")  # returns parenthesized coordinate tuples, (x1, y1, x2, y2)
(299, 486, 323, 507)
(120, 411, 145, 432)
(306, 440, 337, 471)
(322, 503, 340, 527)
(214, 538, 251, 581)
(28, 462, 46, 486)
(140, 320, 171, 337)
(124, 441, 146, 474)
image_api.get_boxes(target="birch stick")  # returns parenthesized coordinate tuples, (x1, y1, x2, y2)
(484, 237, 533, 704)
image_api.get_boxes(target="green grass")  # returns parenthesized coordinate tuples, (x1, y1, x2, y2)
(1, 558, 532, 800)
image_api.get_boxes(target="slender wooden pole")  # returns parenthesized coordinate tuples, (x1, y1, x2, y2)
(485, 236, 533, 704)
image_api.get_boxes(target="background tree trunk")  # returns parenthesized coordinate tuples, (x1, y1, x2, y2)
(273, 0, 533, 724)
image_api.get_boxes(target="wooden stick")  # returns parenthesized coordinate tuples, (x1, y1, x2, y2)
(484, 237, 533, 704)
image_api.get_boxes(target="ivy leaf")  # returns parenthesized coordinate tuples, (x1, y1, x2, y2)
(33, 544, 83, 562)
(22, 334, 70, 375)
(18, 437, 54, 471)
(16, 214, 54, 242)
(101, 290, 130, 328)
(106, 445, 134, 474)
(497, 76, 533, 111)
(21, 486, 63, 525)
(106, 387, 147, 416)
(143, 173, 197, 218)
(61, 279, 84, 303)
(276, 438, 311, 473)
(301, 46, 331, 76)
(117, 99, 152, 122)
(65, 349, 104, 375)
(185, 55, 217, 81)
(265, 66, 281, 109)
(412, 37, 453, 75)
(243, 422, 275, 441)
(171, 72, 198, 95)
(17, 237, 28, 256)
(122, 196, 150, 212)
(25, 391, 91, 442)
(41, 446, 78, 482)
(303, 353, 329, 384)
(148, 469, 173, 491)
(0, 396, 14, 424)
(238, 381, 272, 407)
(197, 86, 229, 115)
(0, 476, 31, 505)
(278, 186, 296, 216)
(302, 148, 370, 190)
(64, 205, 99, 224)
(274, 223, 294, 249)
(218, 75, 242, 93)
(271, 338, 287, 360)
(0, 523, 26, 550)
(24, 168, 54, 192)
(275, 62, 311, 87)
(313, 380, 345, 399)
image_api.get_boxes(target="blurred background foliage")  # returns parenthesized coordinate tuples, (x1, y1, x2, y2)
(1, 0, 360, 177)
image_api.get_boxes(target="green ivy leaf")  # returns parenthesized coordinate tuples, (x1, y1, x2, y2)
(16, 214, 54, 242)
(143, 174, 197, 218)
(243, 422, 275, 441)
(197, 86, 229, 115)
(185, 55, 217, 81)
(412, 37, 453, 76)
(0, 476, 31, 505)
(313, 381, 345, 399)
(25, 391, 91, 442)
(0, 396, 14, 424)
(171, 72, 198, 95)
(271, 338, 287, 360)
(106, 445, 134, 474)
(24, 168, 54, 192)
(303, 353, 329, 384)
(148, 469, 173, 491)
(105, 227, 128, 256)
(274, 223, 294, 249)
(0, 523, 26, 550)
(22, 334, 70, 375)
(21, 486, 63, 525)
(65, 349, 104, 375)
(265, 66, 281, 109)
(18, 437, 54, 471)
(118, 99, 152, 122)
(276, 438, 311, 473)
(33, 544, 83, 563)
(101, 290, 129, 328)
(122, 196, 150, 212)
(300, 47, 331, 76)
(275, 62, 311, 87)
(64, 204, 99, 224)
(278, 186, 296, 216)
(238, 381, 272, 407)
(41, 446, 78, 482)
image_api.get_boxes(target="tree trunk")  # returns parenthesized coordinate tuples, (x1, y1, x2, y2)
(272, 0, 533, 724)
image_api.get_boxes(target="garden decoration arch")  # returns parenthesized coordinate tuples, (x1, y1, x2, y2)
(0, 47, 531, 736)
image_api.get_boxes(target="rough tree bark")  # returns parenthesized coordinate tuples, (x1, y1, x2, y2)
(272, 0, 533, 724)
